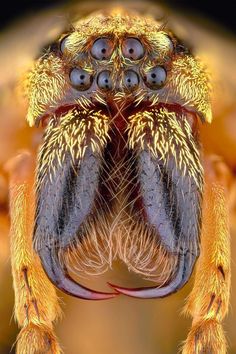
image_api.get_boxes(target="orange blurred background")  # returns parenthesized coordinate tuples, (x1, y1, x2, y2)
(0, 1, 236, 353)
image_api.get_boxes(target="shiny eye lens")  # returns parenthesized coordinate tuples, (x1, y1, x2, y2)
(144, 66, 167, 89)
(165, 35, 174, 53)
(91, 38, 114, 60)
(97, 71, 112, 91)
(124, 70, 139, 90)
(69, 68, 92, 90)
(60, 35, 69, 53)
(122, 38, 145, 60)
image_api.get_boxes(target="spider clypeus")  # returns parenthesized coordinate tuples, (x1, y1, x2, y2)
(0, 2, 236, 353)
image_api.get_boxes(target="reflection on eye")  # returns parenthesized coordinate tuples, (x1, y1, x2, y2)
(60, 35, 70, 53)
(144, 66, 167, 89)
(124, 70, 140, 90)
(91, 38, 114, 60)
(122, 37, 145, 60)
(97, 70, 113, 91)
(164, 35, 174, 54)
(69, 68, 93, 90)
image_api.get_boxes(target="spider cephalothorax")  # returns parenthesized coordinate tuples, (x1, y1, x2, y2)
(24, 8, 212, 300)
(5, 3, 233, 354)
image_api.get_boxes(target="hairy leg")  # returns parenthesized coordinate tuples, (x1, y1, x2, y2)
(182, 156, 231, 354)
(7, 151, 62, 354)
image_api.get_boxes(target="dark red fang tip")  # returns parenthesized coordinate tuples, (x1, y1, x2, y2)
(107, 282, 172, 299)
(38, 247, 118, 300)
(107, 282, 173, 299)
(54, 277, 119, 300)
(107, 253, 195, 299)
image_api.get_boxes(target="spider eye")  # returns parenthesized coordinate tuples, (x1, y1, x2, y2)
(144, 66, 167, 89)
(122, 38, 145, 60)
(69, 68, 93, 90)
(97, 70, 112, 91)
(60, 35, 70, 53)
(165, 35, 174, 53)
(91, 38, 114, 60)
(124, 70, 139, 90)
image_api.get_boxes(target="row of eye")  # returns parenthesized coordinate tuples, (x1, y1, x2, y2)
(69, 66, 167, 91)
(61, 37, 147, 61)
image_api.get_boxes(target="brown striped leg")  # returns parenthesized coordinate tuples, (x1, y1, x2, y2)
(7, 151, 62, 354)
(182, 156, 231, 354)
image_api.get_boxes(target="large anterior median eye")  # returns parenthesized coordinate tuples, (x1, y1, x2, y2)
(122, 37, 145, 60)
(124, 70, 140, 90)
(91, 38, 114, 60)
(69, 68, 93, 90)
(97, 70, 113, 91)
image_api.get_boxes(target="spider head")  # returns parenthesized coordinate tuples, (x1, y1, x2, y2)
(26, 8, 211, 127)
(26, 8, 212, 300)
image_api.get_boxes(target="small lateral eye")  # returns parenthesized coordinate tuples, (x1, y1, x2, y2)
(69, 68, 93, 91)
(60, 35, 70, 53)
(97, 71, 112, 91)
(122, 38, 145, 60)
(144, 66, 167, 89)
(165, 35, 174, 54)
(124, 70, 139, 91)
(91, 38, 114, 60)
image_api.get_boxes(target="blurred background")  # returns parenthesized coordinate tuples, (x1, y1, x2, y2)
(0, 1, 236, 354)
(0, 0, 236, 33)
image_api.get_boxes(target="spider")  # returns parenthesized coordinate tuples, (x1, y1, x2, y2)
(0, 2, 236, 353)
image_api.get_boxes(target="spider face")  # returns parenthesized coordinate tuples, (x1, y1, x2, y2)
(27, 9, 212, 300)
(26, 10, 211, 127)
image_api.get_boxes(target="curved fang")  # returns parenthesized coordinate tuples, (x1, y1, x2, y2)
(107, 252, 196, 298)
(39, 247, 118, 300)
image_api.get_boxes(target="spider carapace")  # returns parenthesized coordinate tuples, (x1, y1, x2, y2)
(7, 5, 232, 354)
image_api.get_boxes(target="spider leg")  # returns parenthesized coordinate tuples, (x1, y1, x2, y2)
(7, 151, 62, 354)
(182, 155, 231, 354)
